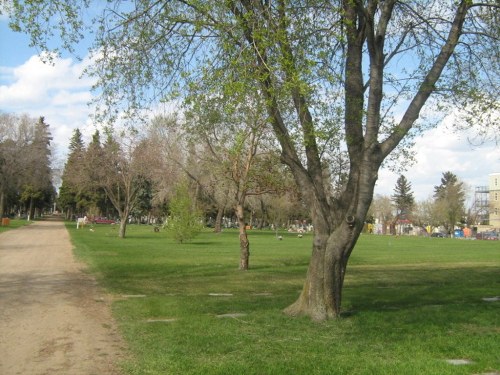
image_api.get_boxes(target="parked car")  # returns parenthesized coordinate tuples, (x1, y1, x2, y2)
(476, 232, 499, 240)
(92, 217, 116, 224)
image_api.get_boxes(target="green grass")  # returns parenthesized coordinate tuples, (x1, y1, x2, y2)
(68, 224, 500, 375)
(0, 219, 32, 232)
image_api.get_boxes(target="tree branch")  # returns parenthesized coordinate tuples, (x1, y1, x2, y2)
(380, 0, 471, 158)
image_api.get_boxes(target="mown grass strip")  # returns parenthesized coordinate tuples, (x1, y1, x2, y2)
(68, 224, 500, 375)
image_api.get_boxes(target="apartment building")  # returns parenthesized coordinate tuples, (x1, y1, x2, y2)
(490, 173, 500, 229)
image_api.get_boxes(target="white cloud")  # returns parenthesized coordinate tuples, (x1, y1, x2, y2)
(0, 53, 93, 105)
(0, 53, 98, 163)
(375, 114, 500, 202)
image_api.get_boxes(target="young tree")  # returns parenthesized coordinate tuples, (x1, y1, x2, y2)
(185, 92, 282, 270)
(9, 1, 499, 320)
(167, 181, 204, 243)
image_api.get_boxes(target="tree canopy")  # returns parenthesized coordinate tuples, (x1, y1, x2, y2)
(0, 113, 55, 219)
(433, 171, 466, 234)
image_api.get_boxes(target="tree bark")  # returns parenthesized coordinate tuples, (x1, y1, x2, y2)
(283, 152, 380, 320)
(117, 205, 130, 238)
(28, 197, 34, 221)
(214, 205, 224, 233)
(236, 203, 249, 270)
(0, 191, 5, 218)
(284, 212, 363, 320)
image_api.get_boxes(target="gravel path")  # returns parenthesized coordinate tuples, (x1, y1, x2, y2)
(0, 219, 126, 375)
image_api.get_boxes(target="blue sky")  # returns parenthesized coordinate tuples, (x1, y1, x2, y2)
(1, 16, 499, 202)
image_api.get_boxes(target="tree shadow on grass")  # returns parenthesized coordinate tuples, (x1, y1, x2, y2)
(343, 265, 500, 315)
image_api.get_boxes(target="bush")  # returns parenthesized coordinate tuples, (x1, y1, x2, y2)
(167, 183, 204, 243)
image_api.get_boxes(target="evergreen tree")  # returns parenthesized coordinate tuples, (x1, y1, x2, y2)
(391, 175, 415, 221)
(20, 117, 54, 219)
(83, 130, 112, 216)
(131, 177, 153, 222)
(0, 121, 20, 218)
(58, 128, 85, 218)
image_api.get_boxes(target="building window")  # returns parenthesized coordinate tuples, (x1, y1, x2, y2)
(496, 193, 498, 201)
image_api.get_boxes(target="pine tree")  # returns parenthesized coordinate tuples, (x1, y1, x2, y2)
(82, 130, 112, 216)
(59, 128, 86, 218)
(21, 117, 54, 219)
(391, 175, 415, 221)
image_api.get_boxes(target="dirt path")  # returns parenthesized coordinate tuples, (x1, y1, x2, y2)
(0, 219, 126, 375)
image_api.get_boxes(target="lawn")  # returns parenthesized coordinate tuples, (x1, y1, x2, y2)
(0, 219, 32, 233)
(68, 224, 500, 375)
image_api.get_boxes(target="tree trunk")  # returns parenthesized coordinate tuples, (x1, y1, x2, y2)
(283, 154, 379, 320)
(0, 191, 5, 218)
(257, 198, 266, 229)
(284, 221, 360, 321)
(118, 207, 130, 238)
(214, 205, 224, 233)
(28, 197, 34, 221)
(118, 218, 128, 238)
(236, 204, 249, 270)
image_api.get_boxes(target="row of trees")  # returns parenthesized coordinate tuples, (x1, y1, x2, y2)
(371, 171, 468, 235)
(57, 115, 304, 250)
(0, 113, 55, 220)
(58, 126, 156, 238)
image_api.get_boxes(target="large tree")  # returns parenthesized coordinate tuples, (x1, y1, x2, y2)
(433, 171, 466, 235)
(81, 130, 114, 216)
(0, 113, 22, 218)
(1, 114, 53, 218)
(58, 128, 86, 219)
(87, 128, 160, 238)
(7, 0, 499, 320)
(392, 176, 415, 218)
(17, 116, 55, 219)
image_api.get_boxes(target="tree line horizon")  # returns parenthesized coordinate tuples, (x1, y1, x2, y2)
(0, 111, 479, 240)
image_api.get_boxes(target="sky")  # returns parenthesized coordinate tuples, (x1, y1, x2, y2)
(1, 16, 499, 202)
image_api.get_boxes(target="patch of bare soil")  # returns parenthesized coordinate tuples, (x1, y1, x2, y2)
(0, 219, 127, 375)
